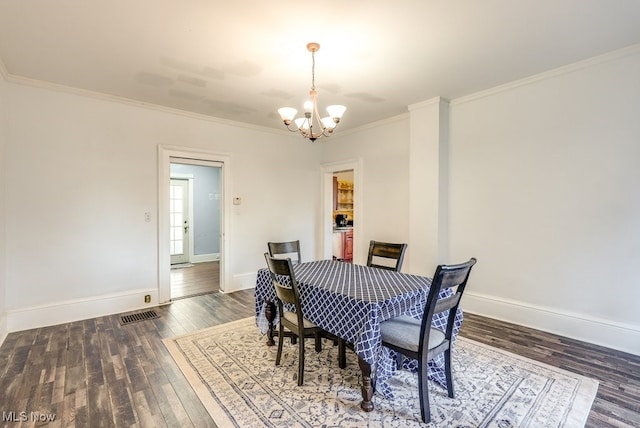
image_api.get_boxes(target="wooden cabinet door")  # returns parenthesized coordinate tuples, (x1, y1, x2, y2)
(344, 229, 353, 262)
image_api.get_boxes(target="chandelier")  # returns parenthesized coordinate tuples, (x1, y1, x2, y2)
(277, 43, 346, 142)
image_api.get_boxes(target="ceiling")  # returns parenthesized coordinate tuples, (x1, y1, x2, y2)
(2, 1, 640, 133)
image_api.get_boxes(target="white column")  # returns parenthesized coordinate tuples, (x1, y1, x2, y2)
(408, 97, 449, 275)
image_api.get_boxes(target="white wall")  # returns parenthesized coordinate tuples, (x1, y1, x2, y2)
(0, 75, 7, 342)
(448, 49, 640, 354)
(4, 81, 321, 331)
(322, 117, 411, 267)
(324, 48, 640, 356)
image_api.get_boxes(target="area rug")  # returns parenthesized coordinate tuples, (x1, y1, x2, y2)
(163, 317, 598, 427)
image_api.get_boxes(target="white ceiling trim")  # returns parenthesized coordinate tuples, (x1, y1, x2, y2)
(3, 71, 292, 137)
(326, 113, 410, 142)
(452, 43, 640, 107)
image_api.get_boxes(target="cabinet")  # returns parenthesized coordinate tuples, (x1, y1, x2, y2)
(332, 229, 353, 263)
(344, 229, 353, 262)
(333, 177, 354, 216)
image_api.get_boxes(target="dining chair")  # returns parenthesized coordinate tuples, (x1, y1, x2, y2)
(264, 252, 323, 386)
(268, 240, 302, 265)
(379, 257, 477, 423)
(366, 240, 408, 272)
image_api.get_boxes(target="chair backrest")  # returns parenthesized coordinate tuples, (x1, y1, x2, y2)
(366, 240, 408, 272)
(264, 253, 305, 325)
(419, 258, 477, 354)
(268, 240, 302, 265)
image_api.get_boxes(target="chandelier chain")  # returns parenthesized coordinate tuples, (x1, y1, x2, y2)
(311, 51, 316, 90)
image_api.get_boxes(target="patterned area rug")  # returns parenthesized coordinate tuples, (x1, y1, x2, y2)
(163, 317, 598, 427)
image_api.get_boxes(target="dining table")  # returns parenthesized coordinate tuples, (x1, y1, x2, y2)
(254, 259, 463, 412)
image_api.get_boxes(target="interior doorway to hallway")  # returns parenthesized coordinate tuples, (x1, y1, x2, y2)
(169, 161, 222, 299)
(158, 146, 231, 304)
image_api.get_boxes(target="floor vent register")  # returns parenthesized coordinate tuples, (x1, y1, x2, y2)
(120, 310, 160, 325)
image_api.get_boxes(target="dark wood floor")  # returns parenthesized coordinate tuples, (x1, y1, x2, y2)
(0, 290, 638, 427)
(170, 261, 219, 299)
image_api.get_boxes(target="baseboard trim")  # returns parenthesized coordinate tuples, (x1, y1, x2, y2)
(6, 288, 160, 333)
(462, 291, 640, 356)
(191, 253, 219, 263)
(228, 272, 257, 293)
(0, 313, 7, 347)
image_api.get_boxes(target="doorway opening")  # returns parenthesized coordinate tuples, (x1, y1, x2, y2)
(169, 162, 222, 299)
(332, 170, 354, 263)
(321, 159, 362, 264)
(158, 146, 231, 303)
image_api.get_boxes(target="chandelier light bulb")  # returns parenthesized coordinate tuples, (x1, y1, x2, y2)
(303, 100, 314, 113)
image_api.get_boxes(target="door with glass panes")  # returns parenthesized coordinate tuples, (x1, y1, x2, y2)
(170, 178, 190, 265)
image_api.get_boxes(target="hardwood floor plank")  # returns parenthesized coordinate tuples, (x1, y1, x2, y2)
(171, 378, 216, 427)
(132, 388, 168, 428)
(52, 365, 66, 405)
(171, 261, 220, 300)
(71, 387, 89, 427)
(0, 345, 31, 409)
(61, 392, 76, 426)
(107, 378, 138, 427)
(87, 383, 115, 427)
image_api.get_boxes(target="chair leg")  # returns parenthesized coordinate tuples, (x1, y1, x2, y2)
(298, 330, 305, 386)
(338, 339, 346, 369)
(276, 323, 285, 366)
(444, 348, 454, 398)
(395, 350, 404, 369)
(314, 331, 322, 352)
(417, 359, 431, 424)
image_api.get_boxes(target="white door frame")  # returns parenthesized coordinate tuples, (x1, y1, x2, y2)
(320, 158, 363, 263)
(158, 145, 232, 302)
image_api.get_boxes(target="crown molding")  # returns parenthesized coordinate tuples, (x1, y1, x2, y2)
(2, 71, 290, 137)
(452, 42, 640, 106)
(329, 112, 409, 141)
(408, 96, 450, 111)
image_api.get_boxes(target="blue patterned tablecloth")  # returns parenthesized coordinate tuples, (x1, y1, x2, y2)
(254, 259, 463, 398)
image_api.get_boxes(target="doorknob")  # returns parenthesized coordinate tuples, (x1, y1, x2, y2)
(184, 221, 189, 234)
